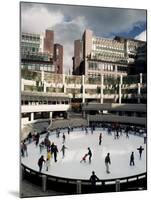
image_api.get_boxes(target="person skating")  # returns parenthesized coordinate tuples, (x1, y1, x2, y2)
(87, 147, 92, 163)
(22, 141, 28, 157)
(105, 153, 111, 173)
(35, 132, 40, 146)
(21, 142, 24, 157)
(61, 144, 68, 158)
(53, 145, 58, 162)
(99, 133, 102, 145)
(130, 152, 135, 166)
(38, 155, 45, 172)
(137, 146, 144, 159)
(45, 150, 51, 171)
(62, 133, 66, 143)
(39, 141, 45, 153)
(80, 153, 88, 163)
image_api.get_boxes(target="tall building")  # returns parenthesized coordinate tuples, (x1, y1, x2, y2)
(21, 30, 64, 74)
(21, 32, 55, 72)
(43, 29, 54, 57)
(73, 29, 146, 77)
(73, 40, 83, 75)
(54, 44, 63, 74)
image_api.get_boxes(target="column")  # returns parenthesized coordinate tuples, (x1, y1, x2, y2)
(63, 74, 66, 93)
(140, 73, 142, 84)
(41, 70, 44, 83)
(82, 75, 85, 103)
(76, 180, 82, 194)
(119, 75, 123, 104)
(138, 83, 141, 103)
(31, 112, 34, 122)
(43, 81, 46, 92)
(21, 79, 24, 91)
(115, 179, 120, 192)
(101, 75, 104, 104)
(42, 175, 47, 192)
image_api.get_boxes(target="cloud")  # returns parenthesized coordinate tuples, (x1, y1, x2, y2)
(21, 4, 64, 33)
(21, 2, 146, 73)
(135, 30, 146, 41)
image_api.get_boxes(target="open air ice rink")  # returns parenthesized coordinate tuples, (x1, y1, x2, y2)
(21, 127, 146, 180)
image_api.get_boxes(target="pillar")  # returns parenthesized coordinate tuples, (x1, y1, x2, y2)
(138, 83, 141, 103)
(140, 73, 142, 84)
(42, 175, 47, 192)
(31, 112, 34, 122)
(101, 75, 104, 104)
(63, 74, 66, 93)
(41, 70, 44, 83)
(43, 81, 46, 92)
(119, 75, 123, 104)
(21, 79, 24, 91)
(115, 179, 120, 192)
(82, 75, 85, 103)
(76, 180, 82, 194)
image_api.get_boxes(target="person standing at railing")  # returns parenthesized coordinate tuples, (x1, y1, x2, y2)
(90, 171, 100, 192)
(105, 153, 111, 173)
(38, 155, 45, 172)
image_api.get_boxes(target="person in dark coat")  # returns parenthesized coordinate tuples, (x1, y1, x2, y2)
(62, 133, 66, 143)
(90, 171, 99, 186)
(53, 145, 58, 162)
(61, 144, 68, 158)
(99, 133, 102, 145)
(38, 155, 45, 172)
(137, 146, 144, 159)
(130, 152, 135, 166)
(105, 153, 111, 173)
(22, 141, 28, 157)
(87, 147, 92, 163)
(35, 132, 40, 146)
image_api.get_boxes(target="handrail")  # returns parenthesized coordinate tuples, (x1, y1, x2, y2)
(21, 163, 146, 185)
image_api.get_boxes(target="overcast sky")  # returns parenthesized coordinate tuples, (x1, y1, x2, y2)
(21, 2, 147, 74)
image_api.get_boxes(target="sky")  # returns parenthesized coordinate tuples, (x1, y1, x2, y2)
(21, 2, 147, 74)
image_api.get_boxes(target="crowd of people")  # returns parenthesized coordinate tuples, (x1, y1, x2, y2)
(21, 123, 146, 185)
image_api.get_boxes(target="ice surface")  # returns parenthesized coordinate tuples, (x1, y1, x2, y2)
(21, 128, 146, 180)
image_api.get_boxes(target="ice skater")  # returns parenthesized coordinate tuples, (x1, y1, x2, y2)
(87, 147, 92, 163)
(137, 146, 144, 159)
(22, 141, 28, 157)
(53, 145, 58, 162)
(99, 133, 102, 145)
(38, 155, 45, 172)
(45, 150, 51, 171)
(62, 133, 66, 143)
(61, 144, 68, 158)
(105, 153, 111, 173)
(130, 152, 135, 166)
(68, 126, 70, 134)
(35, 132, 40, 146)
(39, 141, 45, 153)
(80, 153, 88, 163)
(21, 142, 24, 157)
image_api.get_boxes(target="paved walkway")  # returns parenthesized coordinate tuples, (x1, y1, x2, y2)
(20, 179, 66, 198)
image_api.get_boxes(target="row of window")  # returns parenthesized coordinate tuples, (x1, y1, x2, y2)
(21, 63, 55, 72)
